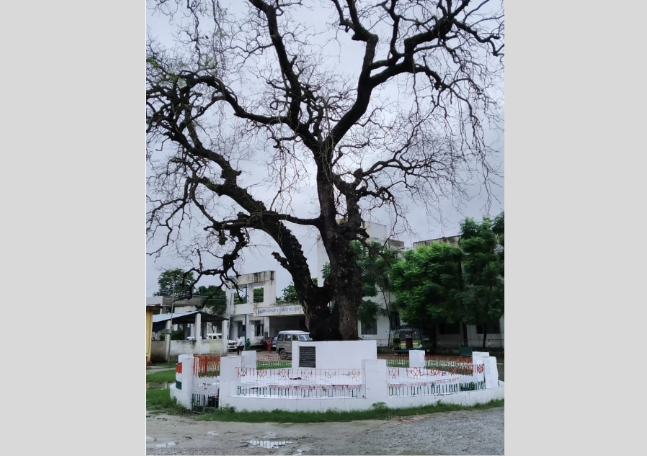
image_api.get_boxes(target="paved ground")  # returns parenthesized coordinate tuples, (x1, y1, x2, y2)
(145, 407, 504, 455)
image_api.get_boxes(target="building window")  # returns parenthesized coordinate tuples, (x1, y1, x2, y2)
(253, 287, 264, 303)
(254, 321, 264, 337)
(476, 320, 501, 334)
(234, 287, 247, 304)
(361, 318, 377, 335)
(439, 322, 461, 335)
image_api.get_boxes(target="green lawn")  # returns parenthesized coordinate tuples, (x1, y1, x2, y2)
(146, 369, 176, 383)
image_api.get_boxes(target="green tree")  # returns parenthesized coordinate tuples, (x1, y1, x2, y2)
(458, 212, 504, 348)
(390, 243, 464, 352)
(195, 285, 227, 316)
(279, 278, 318, 303)
(155, 268, 195, 298)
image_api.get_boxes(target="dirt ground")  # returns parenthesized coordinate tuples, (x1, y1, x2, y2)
(145, 406, 504, 455)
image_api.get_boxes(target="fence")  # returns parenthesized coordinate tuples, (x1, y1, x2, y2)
(380, 354, 473, 368)
(193, 355, 221, 377)
(255, 355, 292, 370)
(386, 365, 485, 397)
(235, 367, 362, 398)
(171, 347, 502, 412)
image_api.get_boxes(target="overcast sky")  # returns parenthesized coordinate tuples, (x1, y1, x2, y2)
(145, 1, 504, 297)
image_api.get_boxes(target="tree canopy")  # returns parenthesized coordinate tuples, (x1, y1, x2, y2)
(146, 0, 504, 339)
(458, 212, 504, 346)
(389, 211, 504, 348)
(155, 268, 196, 297)
(195, 284, 228, 315)
(391, 242, 464, 348)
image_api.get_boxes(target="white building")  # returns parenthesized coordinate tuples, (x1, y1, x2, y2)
(226, 270, 307, 346)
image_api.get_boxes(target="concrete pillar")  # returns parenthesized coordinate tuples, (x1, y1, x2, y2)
(241, 350, 257, 369)
(195, 313, 202, 340)
(219, 356, 242, 405)
(221, 320, 229, 355)
(483, 356, 499, 389)
(174, 355, 194, 409)
(409, 350, 425, 368)
(165, 320, 172, 362)
(362, 359, 387, 402)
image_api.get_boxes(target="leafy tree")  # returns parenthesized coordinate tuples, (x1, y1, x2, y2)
(146, 0, 504, 340)
(155, 268, 195, 298)
(195, 285, 227, 315)
(390, 243, 464, 352)
(279, 278, 318, 303)
(458, 212, 504, 348)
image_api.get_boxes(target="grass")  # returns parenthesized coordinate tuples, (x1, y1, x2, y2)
(147, 362, 176, 369)
(256, 360, 292, 370)
(146, 389, 191, 415)
(196, 399, 504, 423)
(146, 370, 176, 383)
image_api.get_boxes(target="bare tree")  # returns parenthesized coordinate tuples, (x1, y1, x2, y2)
(146, 0, 504, 340)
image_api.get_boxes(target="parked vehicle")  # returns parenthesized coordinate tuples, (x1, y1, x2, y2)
(276, 330, 312, 359)
(271, 336, 277, 350)
(388, 327, 431, 354)
(205, 333, 237, 350)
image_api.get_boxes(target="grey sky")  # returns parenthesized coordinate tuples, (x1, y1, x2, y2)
(145, 0, 504, 297)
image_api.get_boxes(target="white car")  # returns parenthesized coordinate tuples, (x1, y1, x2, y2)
(206, 333, 237, 350)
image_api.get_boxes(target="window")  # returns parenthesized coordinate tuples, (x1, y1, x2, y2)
(234, 287, 247, 304)
(476, 320, 501, 334)
(253, 287, 264, 303)
(361, 318, 377, 335)
(277, 334, 285, 341)
(254, 321, 264, 337)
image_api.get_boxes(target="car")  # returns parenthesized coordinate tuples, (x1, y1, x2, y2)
(271, 336, 277, 350)
(205, 333, 237, 350)
(276, 330, 312, 359)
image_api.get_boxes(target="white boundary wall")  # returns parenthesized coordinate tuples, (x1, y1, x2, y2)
(212, 342, 504, 412)
(218, 357, 503, 412)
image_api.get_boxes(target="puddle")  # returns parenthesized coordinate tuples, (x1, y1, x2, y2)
(248, 439, 293, 449)
(207, 431, 219, 436)
(146, 437, 177, 449)
(146, 382, 171, 390)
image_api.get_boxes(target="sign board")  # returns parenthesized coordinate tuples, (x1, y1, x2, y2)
(255, 305, 302, 316)
(299, 346, 316, 368)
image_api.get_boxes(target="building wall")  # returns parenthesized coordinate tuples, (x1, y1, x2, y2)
(359, 314, 391, 347)
(150, 339, 225, 362)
